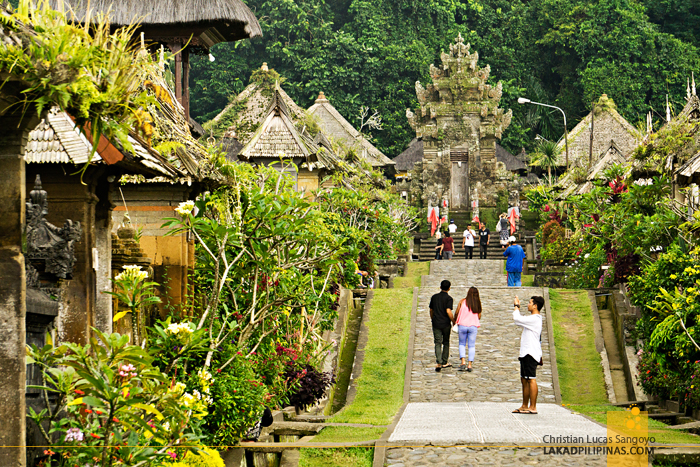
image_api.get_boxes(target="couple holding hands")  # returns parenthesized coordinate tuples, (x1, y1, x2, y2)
(429, 280, 544, 414)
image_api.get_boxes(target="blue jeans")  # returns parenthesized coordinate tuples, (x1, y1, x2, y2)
(507, 272, 522, 287)
(458, 325, 478, 362)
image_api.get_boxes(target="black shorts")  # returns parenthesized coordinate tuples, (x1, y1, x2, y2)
(519, 355, 538, 379)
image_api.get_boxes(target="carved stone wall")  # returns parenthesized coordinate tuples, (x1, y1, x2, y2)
(406, 34, 513, 215)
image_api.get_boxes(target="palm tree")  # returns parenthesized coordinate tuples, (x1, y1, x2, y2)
(529, 139, 562, 186)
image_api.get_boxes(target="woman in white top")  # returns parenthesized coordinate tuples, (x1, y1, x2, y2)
(462, 224, 476, 259)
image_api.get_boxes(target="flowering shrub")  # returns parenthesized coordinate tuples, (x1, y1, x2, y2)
(27, 330, 199, 467)
(284, 363, 335, 411)
(108, 264, 161, 345)
(165, 448, 225, 467)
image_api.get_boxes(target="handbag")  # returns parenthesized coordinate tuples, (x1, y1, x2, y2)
(452, 299, 464, 333)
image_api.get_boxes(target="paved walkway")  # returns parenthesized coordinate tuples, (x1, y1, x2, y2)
(384, 260, 608, 464)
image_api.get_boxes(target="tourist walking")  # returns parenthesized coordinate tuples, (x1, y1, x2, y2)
(512, 295, 544, 415)
(498, 213, 510, 249)
(462, 224, 476, 259)
(478, 222, 490, 259)
(442, 232, 455, 260)
(434, 231, 443, 260)
(448, 219, 458, 235)
(454, 287, 482, 372)
(503, 236, 526, 287)
(429, 280, 454, 372)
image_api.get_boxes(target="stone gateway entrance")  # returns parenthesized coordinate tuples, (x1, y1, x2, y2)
(450, 151, 469, 209)
(405, 33, 514, 217)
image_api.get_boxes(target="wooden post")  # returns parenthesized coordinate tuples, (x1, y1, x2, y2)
(182, 47, 190, 122)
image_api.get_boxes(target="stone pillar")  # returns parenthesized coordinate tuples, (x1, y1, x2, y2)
(0, 111, 38, 467)
(94, 197, 113, 335)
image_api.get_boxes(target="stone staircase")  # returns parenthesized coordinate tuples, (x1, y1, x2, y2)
(416, 233, 527, 261)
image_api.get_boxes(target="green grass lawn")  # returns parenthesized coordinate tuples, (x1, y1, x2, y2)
(312, 426, 386, 443)
(521, 274, 534, 287)
(329, 287, 412, 426)
(299, 448, 373, 467)
(550, 289, 700, 445)
(394, 262, 429, 288)
(549, 289, 608, 405)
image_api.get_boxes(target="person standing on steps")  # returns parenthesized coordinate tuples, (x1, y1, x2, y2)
(429, 280, 454, 372)
(498, 213, 510, 249)
(503, 236, 526, 287)
(434, 231, 443, 260)
(462, 224, 476, 259)
(442, 232, 454, 260)
(512, 295, 544, 415)
(448, 219, 458, 235)
(478, 222, 490, 259)
(455, 287, 482, 372)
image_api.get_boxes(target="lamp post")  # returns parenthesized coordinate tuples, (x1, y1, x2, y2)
(518, 97, 569, 169)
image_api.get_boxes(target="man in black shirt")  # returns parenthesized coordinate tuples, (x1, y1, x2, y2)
(429, 280, 454, 372)
(478, 222, 490, 259)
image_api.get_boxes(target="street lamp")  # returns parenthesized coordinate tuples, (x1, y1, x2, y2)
(518, 97, 569, 169)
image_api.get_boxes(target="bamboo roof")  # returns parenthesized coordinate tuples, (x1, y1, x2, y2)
(307, 92, 394, 168)
(25, 107, 181, 179)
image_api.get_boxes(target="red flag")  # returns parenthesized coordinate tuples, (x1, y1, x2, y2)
(428, 208, 439, 236)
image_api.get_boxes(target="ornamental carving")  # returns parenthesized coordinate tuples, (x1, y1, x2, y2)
(25, 175, 82, 281)
(406, 34, 512, 146)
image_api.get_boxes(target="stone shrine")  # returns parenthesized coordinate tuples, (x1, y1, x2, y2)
(405, 34, 513, 216)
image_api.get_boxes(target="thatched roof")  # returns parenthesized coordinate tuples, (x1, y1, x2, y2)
(495, 143, 527, 172)
(559, 141, 628, 197)
(394, 138, 423, 172)
(205, 65, 309, 143)
(57, 0, 262, 44)
(238, 86, 343, 173)
(676, 151, 700, 182)
(307, 92, 394, 168)
(555, 94, 642, 167)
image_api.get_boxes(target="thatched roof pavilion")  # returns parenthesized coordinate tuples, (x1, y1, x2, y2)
(56, 0, 262, 122)
(58, 0, 261, 45)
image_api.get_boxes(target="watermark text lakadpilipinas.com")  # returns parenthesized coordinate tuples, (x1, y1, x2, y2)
(541, 407, 653, 466)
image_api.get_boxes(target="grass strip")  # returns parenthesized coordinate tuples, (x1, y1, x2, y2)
(394, 262, 429, 288)
(549, 289, 608, 405)
(553, 292, 700, 444)
(312, 426, 386, 443)
(299, 447, 373, 467)
(330, 287, 413, 425)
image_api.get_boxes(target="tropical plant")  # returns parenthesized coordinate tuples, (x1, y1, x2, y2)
(1, 0, 159, 170)
(107, 265, 161, 345)
(529, 140, 562, 185)
(26, 330, 200, 467)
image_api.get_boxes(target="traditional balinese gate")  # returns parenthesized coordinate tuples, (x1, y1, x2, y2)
(450, 150, 469, 210)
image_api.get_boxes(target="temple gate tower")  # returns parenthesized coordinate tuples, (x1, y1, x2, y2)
(406, 34, 512, 213)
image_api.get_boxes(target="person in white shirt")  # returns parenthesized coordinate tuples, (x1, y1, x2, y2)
(462, 224, 476, 259)
(448, 220, 458, 234)
(512, 295, 544, 415)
